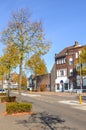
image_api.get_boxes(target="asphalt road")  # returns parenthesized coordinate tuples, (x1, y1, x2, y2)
(13, 92, 86, 130)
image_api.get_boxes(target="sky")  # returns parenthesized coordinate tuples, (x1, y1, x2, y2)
(0, 0, 86, 74)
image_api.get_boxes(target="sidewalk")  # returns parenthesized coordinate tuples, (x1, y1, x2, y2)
(0, 103, 32, 130)
(28, 91, 86, 98)
(0, 103, 73, 130)
(0, 103, 70, 130)
(1, 92, 86, 130)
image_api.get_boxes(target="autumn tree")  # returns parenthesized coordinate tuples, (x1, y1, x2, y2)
(0, 64, 7, 88)
(0, 46, 19, 95)
(80, 46, 86, 63)
(79, 46, 86, 76)
(1, 8, 50, 100)
(26, 54, 47, 75)
(0, 44, 19, 79)
(12, 73, 27, 89)
(76, 46, 86, 76)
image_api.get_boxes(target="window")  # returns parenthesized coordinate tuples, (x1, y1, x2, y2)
(69, 69, 73, 76)
(64, 58, 66, 63)
(79, 51, 81, 55)
(57, 71, 59, 77)
(60, 70, 64, 76)
(57, 60, 59, 64)
(75, 52, 78, 58)
(57, 58, 66, 64)
(64, 83, 68, 90)
(61, 58, 64, 64)
(59, 59, 61, 64)
(57, 69, 67, 77)
(83, 77, 86, 86)
(69, 58, 73, 65)
(57, 84, 60, 90)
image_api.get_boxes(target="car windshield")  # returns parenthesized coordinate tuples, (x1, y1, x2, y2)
(0, 89, 5, 91)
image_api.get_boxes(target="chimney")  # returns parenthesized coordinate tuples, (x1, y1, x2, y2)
(74, 41, 79, 47)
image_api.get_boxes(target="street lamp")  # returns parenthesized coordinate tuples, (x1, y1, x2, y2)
(80, 63, 82, 93)
(79, 63, 82, 104)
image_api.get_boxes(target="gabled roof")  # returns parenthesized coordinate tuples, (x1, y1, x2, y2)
(55, 41, 81, 58)
(55, 46, 73, 58)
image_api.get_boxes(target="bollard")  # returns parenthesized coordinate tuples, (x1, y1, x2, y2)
(30, 90, 32, 94)
(79, 95, 82, 104)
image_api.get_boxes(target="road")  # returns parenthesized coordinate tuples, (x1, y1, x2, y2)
(13, 91, 86, 130)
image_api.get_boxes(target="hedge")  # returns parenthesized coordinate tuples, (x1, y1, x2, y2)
(0, 93, 6, 96)
(6, 102, 32, 114)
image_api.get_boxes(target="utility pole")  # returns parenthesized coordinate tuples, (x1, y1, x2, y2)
(80, 63, 82, 92)
(79, 63, 82, 104)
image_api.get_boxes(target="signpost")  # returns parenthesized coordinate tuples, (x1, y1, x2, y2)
(60, 80, 64, 92)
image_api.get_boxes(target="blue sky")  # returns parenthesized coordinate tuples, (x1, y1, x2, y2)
(0, 0, 86, 73)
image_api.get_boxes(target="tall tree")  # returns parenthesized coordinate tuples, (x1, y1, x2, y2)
(0, 47, 19, 96)
(26, 54, 47, 75)
(75, 46, 86, 76)
(0, 64, 7, 88)
(1, 8, 50, 100)
(12, 73, 27, 89)
(0, 44, 19, 77)
(79, 46, 86, 76)
(80, 46, 86, 63)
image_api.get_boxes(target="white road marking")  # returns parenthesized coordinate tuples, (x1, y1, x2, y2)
(58, 100, 86, 110)
(13, 91, 41, 97)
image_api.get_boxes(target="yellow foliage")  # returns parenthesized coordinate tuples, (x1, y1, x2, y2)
(26, 54, 47, 75)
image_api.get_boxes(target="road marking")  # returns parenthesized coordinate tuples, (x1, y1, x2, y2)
(13, 92, 41, 97)
(59, 100, 80, 105)
(58, 100, 86, 110)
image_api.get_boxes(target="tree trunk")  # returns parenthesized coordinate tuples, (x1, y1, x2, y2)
(2, 76, 4, 89)
(18, 58, 22, 102)
(7, 71, 11, 97)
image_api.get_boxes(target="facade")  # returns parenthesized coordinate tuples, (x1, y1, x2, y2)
(50, 63, 57, 91)
(51, 41, 86, 92)
(28, 74, 51, 91)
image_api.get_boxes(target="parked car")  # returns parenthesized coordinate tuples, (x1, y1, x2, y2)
(0, 88, 7, 93)
(27, 86, 32, 91)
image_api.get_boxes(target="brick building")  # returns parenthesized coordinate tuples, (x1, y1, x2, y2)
(28, 74, 51, 91)
(51, 41, 86, 92)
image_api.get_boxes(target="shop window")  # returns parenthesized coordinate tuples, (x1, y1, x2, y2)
(57, 84, 60, 90)
(64, 83, 68, 90)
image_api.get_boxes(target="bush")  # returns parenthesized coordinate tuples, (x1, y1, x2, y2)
(6, 102, 32, 114)
(40, 84, 46, 91)
(0, 93, 6, 96)
(0, 96, 16, 102)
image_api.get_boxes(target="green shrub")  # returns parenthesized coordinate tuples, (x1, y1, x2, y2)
(6, 102, 32, 114)
(1, 96, 16, 102)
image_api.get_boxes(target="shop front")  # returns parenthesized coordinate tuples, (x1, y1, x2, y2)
(55, 77, 69, 92)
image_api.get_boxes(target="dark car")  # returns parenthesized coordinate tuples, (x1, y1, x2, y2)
(0, 88, 7, 93)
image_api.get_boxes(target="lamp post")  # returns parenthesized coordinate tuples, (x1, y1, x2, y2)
(80, 63, 82, 92)
(79, 63, 82, 104)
